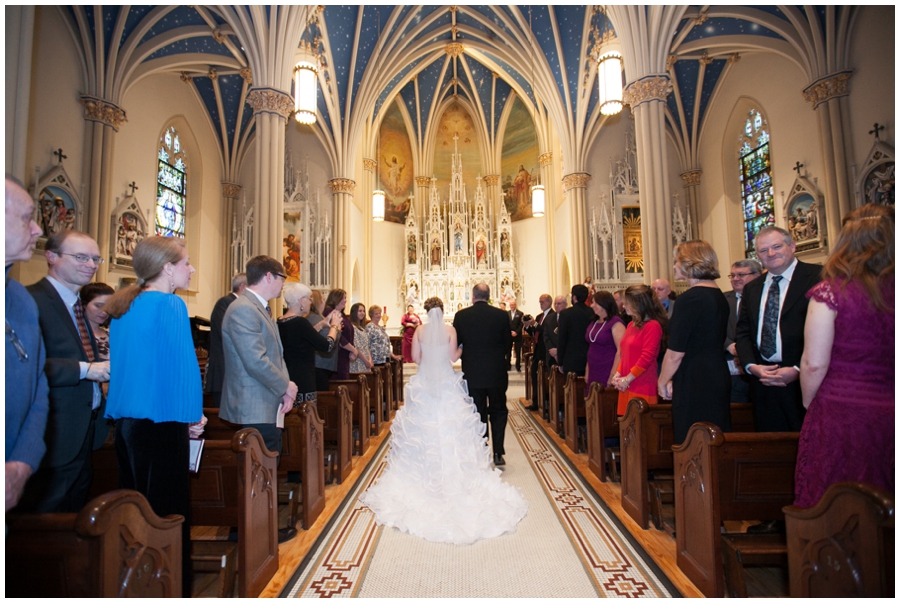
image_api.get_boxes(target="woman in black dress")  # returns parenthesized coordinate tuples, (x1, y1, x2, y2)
(658, 240, 731, 445)
(278, 283, 343, 405)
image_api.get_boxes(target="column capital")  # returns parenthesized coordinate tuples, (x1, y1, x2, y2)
(246, 87, 293, 119)
(79, 96, 127, 131)
(803, 71, 852, 109)
(482, 175, 501, 186)
(623, 75, 673, 108)
(328, 178, 356, 194)
(539, 152, 553, 167)
(562, 172, 591, 193)
(222, 182, 242, 199)
(415, 176, 433, 187)
(363, 158, 377, 172)
(680, 170, 702, 187)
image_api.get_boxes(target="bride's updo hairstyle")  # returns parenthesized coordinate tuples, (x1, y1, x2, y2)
(423, 297, 443, 312)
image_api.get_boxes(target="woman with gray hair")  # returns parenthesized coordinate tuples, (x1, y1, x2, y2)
(277, 282, 343, 406)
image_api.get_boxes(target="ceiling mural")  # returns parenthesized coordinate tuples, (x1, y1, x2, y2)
(377, 100, 414, 224)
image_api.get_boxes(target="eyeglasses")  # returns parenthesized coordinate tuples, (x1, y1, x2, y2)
(273, 272, 286, 281)
(728, 272, 758, 279)
(59, 252, 105, 265)
(6, 320, 29, 362)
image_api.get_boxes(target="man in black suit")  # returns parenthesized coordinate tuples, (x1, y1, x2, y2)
(723, 259, 762, 403)
(523, 294, 552, 410)
(507, 299, 524, 371)
(20, 230, 110, 512)
(557, 284, 595, 377)
(736, 226, 822, 432)
(453, 283, 512, 466)
(205, 272, 247, 407)
(544, 295, 567, 369)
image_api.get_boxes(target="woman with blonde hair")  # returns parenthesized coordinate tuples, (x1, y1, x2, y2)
(795, 204, 894, 507)
(657, 240, 731, 445)
(104, 236, 204, 597)
(613, 285, 667, 415)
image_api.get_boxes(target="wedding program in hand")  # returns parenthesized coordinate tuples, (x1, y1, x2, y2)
(359, 300, 528, 544)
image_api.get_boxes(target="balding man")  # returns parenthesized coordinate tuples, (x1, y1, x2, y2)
(523, 294, 552, 410)
(651, 278, 675, 317)
(544, 295, 567, 369)
(20, 229, 110, 512)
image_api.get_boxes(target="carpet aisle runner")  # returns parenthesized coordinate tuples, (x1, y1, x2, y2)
(285, 399, 676, 598)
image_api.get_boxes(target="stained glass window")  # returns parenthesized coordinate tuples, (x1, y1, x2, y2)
(156, 126, 186, 237)
(738, 109, 774, 257)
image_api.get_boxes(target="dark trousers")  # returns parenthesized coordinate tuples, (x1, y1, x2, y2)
(729, 373, 751, 403)
(469, 386, 508, 455)
(315, 368, 333, 392)
(18, 410, 98, 513)
(208, 390, 222, 408)
(243, 422, 282, 460)
(511, 336, 522, 370)
(116, 418, 192, 598)
(750, 376, 806, 432)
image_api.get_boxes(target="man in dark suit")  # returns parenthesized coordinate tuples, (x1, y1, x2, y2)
(523, 294, 552, 410)
(544, 295, 567, 369)
(507, 299, 524, 371)
(613, 289, 632, 326)
(736, 226, 822, 432)
(20, 230, 110, 513)
(651, 278, 676, 318)
(205, 272, 246, 407)
(453, 283, 512, 466)
(723, 259, 762, 402)
(557, 284, 595, 377)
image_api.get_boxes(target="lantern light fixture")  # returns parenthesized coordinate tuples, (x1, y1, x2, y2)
(531, 184, 545, 217)
(372, 189, 385, 221)
(598, 51, 623, 116)
(294, 42, 318, 125)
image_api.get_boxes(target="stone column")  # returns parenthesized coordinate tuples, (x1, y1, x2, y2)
(680, 169, 701, 239)
(363, 158, 377, 300)
(414, 176, 431, 217)
(624, 75, 675, 280)
(562, 172, 592, 284)
(246, 88, 292, 262)
(222, 182, 242, 282)
(328, 178, 355, 292)
(7, 6, 34, 181)
(803, 71, 853, 246)
(79, 96, 127, 283)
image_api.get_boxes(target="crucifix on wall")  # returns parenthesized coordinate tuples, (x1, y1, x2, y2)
(869, 123, 885, 141)
(53, 148, 67, 164)
(128, 181, 139, 195)
(793, 161, 804, 177)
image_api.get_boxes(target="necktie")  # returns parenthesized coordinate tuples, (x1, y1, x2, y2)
(73, 299, 96, 362)
(759, 276, 782, 358)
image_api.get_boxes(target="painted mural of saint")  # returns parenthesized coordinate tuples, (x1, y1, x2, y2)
(383, 155, 406, 196)
(513, 165, 531, 211)
(476, 237, 486, 265)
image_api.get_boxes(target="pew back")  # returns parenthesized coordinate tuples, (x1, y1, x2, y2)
(329, 375, 371, 455)
(585, 383, 620, 481)
(317, 387, 354, 483)
(563, 373, 587, 451)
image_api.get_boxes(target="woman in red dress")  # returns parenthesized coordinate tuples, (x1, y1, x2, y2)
(794, 203, 894, 507)
(613, 285, 667, 415)
(400, 304, 421, 363)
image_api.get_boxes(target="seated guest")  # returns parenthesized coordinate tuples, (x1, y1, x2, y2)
(349, 302, 374, 374)
(658, 240, 731, 445)
(795, 203, 894, 508)
(613, 285, 666, 415)
(585, 291, 625, 389)
(367, 305, 402, 366)
(277, 283, 342, 406)
(79, 282, 115, 361)
(103, 236, 206, 598)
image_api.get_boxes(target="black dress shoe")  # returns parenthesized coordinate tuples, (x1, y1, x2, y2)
(278, 527, 298, 543)
(493, 454, 506, 466)
(746, 520, 783, 534)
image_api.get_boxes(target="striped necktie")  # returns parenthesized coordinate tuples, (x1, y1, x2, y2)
(73, 299, 96, 362)
(759, 276, 782, 358)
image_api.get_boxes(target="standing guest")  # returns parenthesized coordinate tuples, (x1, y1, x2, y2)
(613, 285, 666, 415)
(795, 204, 894, 508)
(310, 290, 338, 390)
(5, 174, 49, 512)
(507, 300, 524, 372)
(651, 278, 676, 317)
(79, 282, 115, 361)
(523, 294, 552, 410)
(544, 295, 567, 368)
(349, 302, 374, 374)
(658, 241, 732, 445)
(277, 283, 342, 408)
(205, 273, 247, 408)
(20, 230, 110, 513)
(723, 260, 762, 402)
(556, 284, 595, 377)
(324, 289, 358, 380)
(103, 236, 205, 598)
(585, 291, 625, 390)
(400, 304, 421, 363)
(220, 256, 298, 459)
(736, 226, 822, 432)
(367, 305, 402, 366)
(613, 289, 633, 326)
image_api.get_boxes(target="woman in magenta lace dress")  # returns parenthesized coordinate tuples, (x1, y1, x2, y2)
(794, 203, 894, 507)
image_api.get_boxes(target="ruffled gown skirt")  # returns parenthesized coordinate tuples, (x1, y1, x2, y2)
(359, 366, 528, 544)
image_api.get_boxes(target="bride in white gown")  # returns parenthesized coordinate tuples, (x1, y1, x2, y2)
(359, 297, 528, 545)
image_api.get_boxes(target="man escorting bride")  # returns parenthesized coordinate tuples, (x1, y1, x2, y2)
(359, 290, 528, 545)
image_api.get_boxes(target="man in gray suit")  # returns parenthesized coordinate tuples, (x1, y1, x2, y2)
(220, 256, 297, 458)
(723, 259, 762, 402)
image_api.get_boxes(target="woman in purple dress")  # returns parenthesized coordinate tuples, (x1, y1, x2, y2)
(795, 203, 894, 508)
(585, 291, 625, 389)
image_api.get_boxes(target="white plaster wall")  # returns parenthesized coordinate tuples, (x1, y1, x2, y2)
(510, 215, 549, 316)
(370, 220, 406, 326)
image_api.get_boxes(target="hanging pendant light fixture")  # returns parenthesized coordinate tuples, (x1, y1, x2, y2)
(528, 7, 545, 219)
(372, 8, 385, 222)
(597, 7, 623, 116)
(294, 22, 319, 125)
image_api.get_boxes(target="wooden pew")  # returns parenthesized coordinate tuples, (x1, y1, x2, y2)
(316, 387, 354, 483)
(360, 368, 384, 436)
(391, 357, 403, 405)
(279, 403, 326, 529)
(563, 373, 587, 451)
(7, 489, 183, 597)
(673, 422, 799, 598)
(191, 428, 280, 598)
(784, 481, 894, 598)
(547, 368, 566, 433)
(536, 360, 550, 420)
(585, 383, 621, 482)
(377, 363, 394, 421)
(619, 399, 675, 529)
(523, 351, 533, 402)
(328, 375, 371, 455)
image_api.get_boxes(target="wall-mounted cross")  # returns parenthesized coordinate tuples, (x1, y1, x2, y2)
(128, 181, 139, 195)
(869, 122, 885, 141)
(793, 161, 804, 175)
(53, 148, 67, 164)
